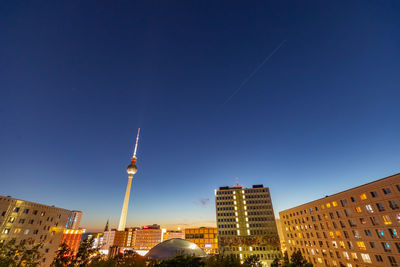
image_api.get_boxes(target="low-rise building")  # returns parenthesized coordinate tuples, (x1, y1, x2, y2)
(162, 229, 184, 241)
(133, 224, 162, 251)
(185, 227, 218, 254)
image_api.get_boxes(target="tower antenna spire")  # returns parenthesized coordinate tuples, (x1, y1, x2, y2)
(133, 128, 140, 159)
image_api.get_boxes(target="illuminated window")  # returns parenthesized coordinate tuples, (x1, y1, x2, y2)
(355, 207, 362, 213)
(364, 205, 373, 214)
(332, 201, 338, 207)
(339, 241, 345, 248)
(357, 241, 366, 250)
(335, 231, 341, 238)
(360, 193, 367, 200)
(382, 215, 392, 225)
(321, 204, 325, 210)
(326, 203, 331, 208)
(329, 232, 334, 238)
(343, 251, 349, 260)
(361, 253, 371, 263)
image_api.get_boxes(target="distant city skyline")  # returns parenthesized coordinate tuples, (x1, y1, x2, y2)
(1, 1, 400, 232)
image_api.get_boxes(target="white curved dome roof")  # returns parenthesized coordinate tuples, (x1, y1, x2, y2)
(146, 238, 206, 260)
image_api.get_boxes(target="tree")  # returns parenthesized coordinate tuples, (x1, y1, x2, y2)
(281, 251, 290, 267)
(243, 255, 262, 267)
(0, 238, 42, 267)
(204, 254, 241, 267)
(116, 250, 146, 267)
(271, 256, 280, 267)
(289, 249, 313, 267)
(149, 254, 205, 267)
(73, 237, 99, 266)
(51, 243, 74, 267)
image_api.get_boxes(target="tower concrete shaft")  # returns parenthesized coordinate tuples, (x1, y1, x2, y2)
(118, 128, 140, 231)
(118, 174, 133, 231)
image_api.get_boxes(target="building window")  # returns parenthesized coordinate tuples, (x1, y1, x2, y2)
(370, 242, 376, 248)
(357, 241, 366, 250)
(360, 194, 367, 200)
(383, 215, 392, 225)
(350, 197, 355, 202)
(340, 200, 347, 207)
(388, 229, 398, 238)
(23, 209, 29, 214)
(375, 255, 383, 262)
(365, 204, 374, 213)
(365, 229, 372, 236)
(370, 191, 378, 197)
(355, 207, 362, 213)
(376, 203, 385, 212)
(370, 217, 379, 225)
(382, 242, 391, 252)
(388, 256, 397, 267)
(3, 229, 10, 235)
(361, 253, 372, 263)
(376, 229, 385, 238)
(389, 200, 399, 210)
(348, 219, 356, 227)
(383, 188, 392, 195)
(13, 207, 20, 212)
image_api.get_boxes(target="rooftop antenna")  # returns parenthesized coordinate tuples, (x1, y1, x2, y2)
(133, 128, 140, 159)
(236, 177, 239, 187)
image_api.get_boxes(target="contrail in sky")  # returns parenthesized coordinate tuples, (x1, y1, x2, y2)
(222, 40, 286, 105)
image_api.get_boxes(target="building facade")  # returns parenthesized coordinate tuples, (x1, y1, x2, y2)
(0, 196, 72, 266)
(65, 210, 82, 230)
(279, 173, 400, 267)
(215, 184, 280, 265)
(184, 227, 218, 254)
(133, 224, 162, 251)
(162, 229, 184, 242)
(60, 229, 83, 256)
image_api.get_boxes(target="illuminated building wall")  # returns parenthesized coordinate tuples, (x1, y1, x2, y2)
(133, 224, 162, 250)
(279, 173, 400, 267)
(0, 196, 72, 267)
(162, 229, 184, 241)
(184, 227, 218, 254)
(65, 211, 82, 230)
(101, 230, 116, 253)
(60, 229, 83, 256)
(215, 185, 280, 264)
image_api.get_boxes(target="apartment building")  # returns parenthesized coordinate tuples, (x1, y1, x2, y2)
(0, 196, 72, 266)
(215, 184, 280, 265)
(280, 173, 400, 267)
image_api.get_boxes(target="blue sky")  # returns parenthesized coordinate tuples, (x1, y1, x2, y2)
(1, 1, 400, 231)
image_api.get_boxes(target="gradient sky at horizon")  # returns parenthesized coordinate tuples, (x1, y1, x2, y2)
(1, 1, 400, 232)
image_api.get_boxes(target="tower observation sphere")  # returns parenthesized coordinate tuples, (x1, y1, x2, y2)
(127, 158, 138, 175)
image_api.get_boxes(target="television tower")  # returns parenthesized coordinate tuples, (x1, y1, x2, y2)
(118, 128, 140, 231)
